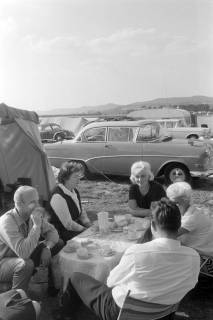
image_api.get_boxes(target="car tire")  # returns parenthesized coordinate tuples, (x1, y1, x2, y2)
(164, 163, 191, 185)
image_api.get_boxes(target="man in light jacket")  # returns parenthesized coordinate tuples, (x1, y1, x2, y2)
(0, 186, 63, 293)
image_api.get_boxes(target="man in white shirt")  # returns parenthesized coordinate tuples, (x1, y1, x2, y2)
(53, 198, 200, 320)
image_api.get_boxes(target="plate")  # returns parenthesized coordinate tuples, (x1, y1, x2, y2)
(101, 251, 115, 257)
(63, 246, 76, 253)
(77, 253, 93, 260)
(81, 240, 93, 246)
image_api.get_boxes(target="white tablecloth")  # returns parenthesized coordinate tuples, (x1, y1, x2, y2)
(58, 217, 149, 288)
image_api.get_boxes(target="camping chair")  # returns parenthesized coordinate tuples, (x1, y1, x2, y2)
(200, 255, 213, 278)
(117, 290, 178, 320)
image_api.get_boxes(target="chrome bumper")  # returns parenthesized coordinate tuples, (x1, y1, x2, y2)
(190, 169, 213, 178)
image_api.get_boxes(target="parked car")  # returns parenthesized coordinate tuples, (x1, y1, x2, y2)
(154, 118, 211, 140)
(44, 120, 213, 184)
(38, 123, 74, 143)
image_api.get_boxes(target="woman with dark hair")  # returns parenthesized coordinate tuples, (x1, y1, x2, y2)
(49, 161, 91, 242)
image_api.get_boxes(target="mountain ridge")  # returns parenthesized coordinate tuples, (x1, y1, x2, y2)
(38, 95, 213, 116)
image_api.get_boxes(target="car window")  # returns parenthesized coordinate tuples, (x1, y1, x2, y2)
(166, 121, 173, 128)
(178, 120, 186, 127)
(83, 127, 106, 142)
(108, 127, 135, 142)
(51, 125, 61, 130)
(136, 123, 160, 142)
(158, 121, 165, 128)
(43, 125, 52, 132)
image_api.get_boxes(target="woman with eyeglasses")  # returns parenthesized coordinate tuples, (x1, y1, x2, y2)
(128, 161, 166, 218)
(48, 161, 91, 242)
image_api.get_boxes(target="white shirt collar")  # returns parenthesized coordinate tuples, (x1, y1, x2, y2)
(151, 237, 181, 248)
(59, 183, 76, 196)
(58, 183, 81, 212)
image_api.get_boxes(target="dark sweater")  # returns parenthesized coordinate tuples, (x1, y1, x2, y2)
(48, 185, 82, 240)
(129, 181, 166, 209)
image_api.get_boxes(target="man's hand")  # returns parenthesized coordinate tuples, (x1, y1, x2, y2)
(31, 207, 44, 228)
(40, 247, 52, 267)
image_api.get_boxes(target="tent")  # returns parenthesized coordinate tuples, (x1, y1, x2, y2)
(39, 116, 88, 135)
(0, 103, 56, 201)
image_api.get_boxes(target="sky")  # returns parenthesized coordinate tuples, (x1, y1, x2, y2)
(0, 0, 213, 112)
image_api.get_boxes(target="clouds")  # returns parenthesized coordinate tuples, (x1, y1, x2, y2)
(0, 17, 17, 39)
(0, 0, 212, 110)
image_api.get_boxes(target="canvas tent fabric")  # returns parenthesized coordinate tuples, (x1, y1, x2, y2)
(0, 103, 56, 201)
(127, 108, 191, 125)
(39, 116, 88, 135)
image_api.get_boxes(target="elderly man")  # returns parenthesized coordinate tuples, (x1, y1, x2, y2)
(0, 186, 63, 293)
(54, 198, 200, 320)
(166, 181, 213, 257)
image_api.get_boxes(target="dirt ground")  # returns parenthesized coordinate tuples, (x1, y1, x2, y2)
(1, 176, 213, 319)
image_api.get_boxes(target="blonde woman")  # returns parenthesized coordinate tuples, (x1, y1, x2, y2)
(128, 161, 166, 217)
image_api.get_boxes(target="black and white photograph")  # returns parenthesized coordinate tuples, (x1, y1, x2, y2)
(0, 1, 213, 319)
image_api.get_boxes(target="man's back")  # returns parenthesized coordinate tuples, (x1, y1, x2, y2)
(107, 238, 200, 307)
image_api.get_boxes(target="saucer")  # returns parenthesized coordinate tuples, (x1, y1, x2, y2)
(63, 246, 76, 253)
(100, 250, 115, 257)
(81, 240, 93, 246)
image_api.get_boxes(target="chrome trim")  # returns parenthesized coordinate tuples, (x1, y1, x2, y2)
(190, 170, 213, 177)
(48, 154, 200, 162)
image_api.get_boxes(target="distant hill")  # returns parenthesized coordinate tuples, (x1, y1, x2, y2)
(38, 95, 213, 116)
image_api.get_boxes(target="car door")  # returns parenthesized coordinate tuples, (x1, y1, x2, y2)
(135, 122, 167, 176)
(103, 126, 142, 175)
(76, 126, 107, 174)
